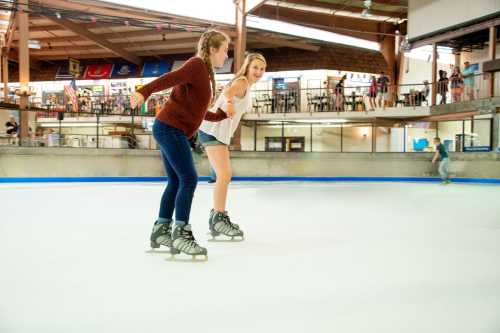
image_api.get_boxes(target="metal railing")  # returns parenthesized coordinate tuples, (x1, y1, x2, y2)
(0, 108, 494, 153)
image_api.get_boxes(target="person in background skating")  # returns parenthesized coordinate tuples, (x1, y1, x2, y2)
(198, 53, 267, 241)
(432, 137, 451, 184)
(130, 29, 233, 259)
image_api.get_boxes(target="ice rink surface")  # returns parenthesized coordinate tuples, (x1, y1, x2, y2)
(1, 181, 499, 333)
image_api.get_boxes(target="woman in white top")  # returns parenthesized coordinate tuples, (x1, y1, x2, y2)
(198, 53, 266, 240)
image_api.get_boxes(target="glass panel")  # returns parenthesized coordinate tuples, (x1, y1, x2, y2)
(240, 121, 256, 151)
(284, 123, 311, 152)
(342, 123, 372, 152)
(438, 120, 463, 152)
(375, 126, 405, 152)
(464, 118, 491, 151)
(256, 122, 282, 152)
(473, 119, 491, 148)
(405, 122, 437, 152)
(311, 123, 341, 152)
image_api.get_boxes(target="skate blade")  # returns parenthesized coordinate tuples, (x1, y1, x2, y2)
(165, 254, 208, 262)
(145, 249, 172, 254)
(207, 233, 245, 242)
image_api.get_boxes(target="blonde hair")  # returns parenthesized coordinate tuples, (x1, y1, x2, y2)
(231, 53, 267, 85)
(197, 29, 230, 102)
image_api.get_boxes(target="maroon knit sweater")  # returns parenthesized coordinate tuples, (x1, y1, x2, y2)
(137, 57, 227, 138)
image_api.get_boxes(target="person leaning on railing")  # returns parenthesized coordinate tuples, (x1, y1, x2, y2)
(450, 66, 464, 103)
(334, 75, 346, 111)
(368, 76, 377, 111)
(438, 70, 449, 105)
(377, 72, 390, 109)
(462, 61, 475, 101)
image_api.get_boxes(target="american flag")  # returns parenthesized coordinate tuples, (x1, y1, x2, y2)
(64, 79, 79, 112)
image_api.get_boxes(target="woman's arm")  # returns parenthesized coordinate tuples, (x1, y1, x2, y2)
(204, 108, 228, 122)
(137, 57, 203, 100)
(222, 77, 248, 118)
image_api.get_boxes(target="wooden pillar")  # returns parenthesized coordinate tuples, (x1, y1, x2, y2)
(2, 49, 8, 102)
(231, 0, 247, 151)
(454, 53, 461, 68)
(431, 43, 437, 106)
(380, 35, 396, 105)
(488, 26, 497, 98)
(234, 0, 247, 73)
(17, 1, 30, 142)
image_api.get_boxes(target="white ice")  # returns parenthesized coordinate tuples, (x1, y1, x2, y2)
(1, 182, 500, 333)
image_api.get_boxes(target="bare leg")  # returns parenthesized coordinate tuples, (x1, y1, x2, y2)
(205, 145, 232, 212)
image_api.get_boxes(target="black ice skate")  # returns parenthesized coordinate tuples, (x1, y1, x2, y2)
(149, 220, 173, 250)
(170, 224, 208, 261)
(208, 210, 244, 242)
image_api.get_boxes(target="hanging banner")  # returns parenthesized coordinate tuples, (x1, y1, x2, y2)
(83, 64, 114, 80)
(68, 57, 81, 77)
(141, 60, 171, 77)
(111, 63, 137, 78)
(55, 64, 75, 80)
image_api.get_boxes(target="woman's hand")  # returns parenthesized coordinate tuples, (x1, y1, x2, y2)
(226, 102, 235, 119)
(130, 92, 145, 109)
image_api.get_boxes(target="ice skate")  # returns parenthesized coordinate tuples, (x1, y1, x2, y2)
(169, 224, 208, 261)
(208, 210, 244, 242)
(148, 220, 173, 252)
(209, 209, 240, 229)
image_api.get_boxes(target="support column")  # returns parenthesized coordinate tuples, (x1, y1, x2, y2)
(380, 35, 396, 105)
(17, 1, 30, 142)
(431, 43, 437, 106)
(0, 47, 8, 124)
(488, 26, 497, 98)
(2, 48, 8, 102)
(231, 0, 247, 151)
(454, 53, 461, 68)
(234, 0, 247, 73)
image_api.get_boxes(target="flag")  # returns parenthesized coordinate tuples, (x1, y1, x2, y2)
(141, 60, 171, 77)
(64, 79, 79, 112)
(83, 64, 114, 80)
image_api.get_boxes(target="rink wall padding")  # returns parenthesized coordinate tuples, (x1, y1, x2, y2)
(1, 148, 499, 180)
(0, 176, 499, 184)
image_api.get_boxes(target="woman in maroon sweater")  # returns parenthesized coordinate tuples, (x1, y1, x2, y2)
(131, 30, 233, 259)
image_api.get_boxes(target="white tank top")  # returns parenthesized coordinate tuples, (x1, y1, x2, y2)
(199, 78, 251, 145)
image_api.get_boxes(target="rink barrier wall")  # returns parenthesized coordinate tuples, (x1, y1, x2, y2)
(1, 176, 499, 184)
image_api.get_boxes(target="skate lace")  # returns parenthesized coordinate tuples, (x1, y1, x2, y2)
(160, 224, 171, 235)
(223, 214, 239, 230)
(179, 228, 199, 249)
(217, 217, 238, 233)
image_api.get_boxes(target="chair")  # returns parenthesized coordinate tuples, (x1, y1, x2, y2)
(263, 93, 273, 113)
(306, 93, 319, 112)
(252, 97, 263, 114)
(287, 94, 297, 113)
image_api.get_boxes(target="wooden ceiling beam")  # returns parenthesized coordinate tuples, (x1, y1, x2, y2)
(247, 0, 268, 14)
(43, 16, 142, 65)
(4, 12, 17, 51)
(12, 32, 202, 47)
(253, 4, 397, 42)
(268, 0, 407, 19)
(33, 47, 197, 60)
(247, 34, 319, 51)
(29, 38, 200, 55)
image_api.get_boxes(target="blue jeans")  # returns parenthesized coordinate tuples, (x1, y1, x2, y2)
(438, 158, 450, 181)
(153, 119, 198, 225)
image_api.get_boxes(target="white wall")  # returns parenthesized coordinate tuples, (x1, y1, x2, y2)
(408, 0, 500, 40)
(400, 49, 454, 94)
